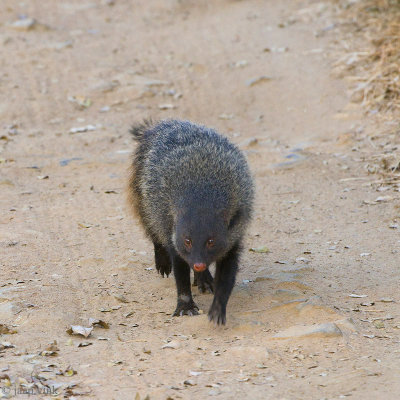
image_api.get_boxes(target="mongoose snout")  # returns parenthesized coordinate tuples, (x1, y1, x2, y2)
(193, 263, 207, 272)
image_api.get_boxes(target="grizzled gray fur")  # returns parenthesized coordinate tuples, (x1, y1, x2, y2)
(128, 119, 254, 325)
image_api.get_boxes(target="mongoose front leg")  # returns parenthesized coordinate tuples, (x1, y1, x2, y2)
(208, 243, 240, 325)
(153, 241, 171, 277)
(193, 270, 214, 294)
(170, 250, 199, 317)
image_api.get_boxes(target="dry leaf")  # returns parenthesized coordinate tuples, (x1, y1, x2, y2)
(114, 294, 129, 303)
(0, 324, 17, 334)
(66, 325, 93, 338)
(246, 76, 273, 86)
(88, 318, 110, 329)
(379, 298, 395, 303)
(162, 340, 180, 349)
(63, 366, 77, 376)
(69, 125, 96, 134)
(0, 342, 15, 350)
(68, 95, 92, 109)
(78, 222, 92, 229)
(77, 342, 92, 347)
(249, 246, 270, 253)
(158, 104, 176, 110)
(373, 320, 385, 329)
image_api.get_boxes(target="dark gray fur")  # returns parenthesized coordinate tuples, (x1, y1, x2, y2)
(128, 119, 254, 324)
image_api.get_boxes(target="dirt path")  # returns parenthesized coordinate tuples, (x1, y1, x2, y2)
(1, 1, 399, 399)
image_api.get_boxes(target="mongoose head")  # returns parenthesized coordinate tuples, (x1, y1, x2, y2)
(173, 207, 229, 272)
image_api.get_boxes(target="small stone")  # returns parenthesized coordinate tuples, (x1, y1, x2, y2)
(52, 41, 73, 50)
(218, 113, 234, 120)
(240, 137, 259, 148)
(92, 81, 120, 93)
(295, 257, 310, 264)
(158, 103, 176, 110)
(373, 320, 385, 329)
(162, 340, 180, 349)
(235, 60, 248, 67)
(8, 18, 37, 31)
(246, 76, 273, 87)
(349, 293, 367, 298)
(69, 125, 96, 134)
(375, 195, 393, 203)
(0, 342, 15, 350)
(379, 298, 394, 303)
(114, 294, 129, 303)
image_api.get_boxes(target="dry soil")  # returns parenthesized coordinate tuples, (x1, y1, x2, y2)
(1, 1, 400, 399)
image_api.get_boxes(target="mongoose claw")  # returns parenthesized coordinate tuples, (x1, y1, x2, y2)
(208, 300, 226, 325)
(156, 263, 171, 277)
(173, 299, 199, 317)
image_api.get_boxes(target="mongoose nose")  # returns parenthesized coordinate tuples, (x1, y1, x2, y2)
(193, 263, 206, 272)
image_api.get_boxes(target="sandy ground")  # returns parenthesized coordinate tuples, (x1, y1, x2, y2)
(1, 0, 400, 399)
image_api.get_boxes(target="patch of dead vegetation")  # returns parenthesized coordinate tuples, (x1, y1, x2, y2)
(331, 0, 400, 184)
(333, 0, 399, 116)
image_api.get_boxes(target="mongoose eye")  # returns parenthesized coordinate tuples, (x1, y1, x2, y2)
(184, 238, 192, 249)
(207, 239, 215, 248)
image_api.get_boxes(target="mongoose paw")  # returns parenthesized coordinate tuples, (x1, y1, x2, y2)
(173, 298, 199, 317)
(208, 299, 226, 325)
(193, 270, 214, 294)
(156, 262, 171, 278)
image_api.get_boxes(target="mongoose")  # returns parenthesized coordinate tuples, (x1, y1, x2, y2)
(128, 119, 254, 325)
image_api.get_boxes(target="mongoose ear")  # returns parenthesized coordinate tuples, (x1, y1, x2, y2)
(228, 209, 242, 230)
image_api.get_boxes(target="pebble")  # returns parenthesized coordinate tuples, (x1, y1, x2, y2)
(240, 137, 259, 148)
(8, 18, 37, 31)
(69, 125, 96, 133)
(295, 257, 310, 264)
(162, 340, 180, 349)
(246, 76, 273, 86)
(270, 153, 307, 170)
(158, 103, 176, 110)
(51, 41, 73, 50)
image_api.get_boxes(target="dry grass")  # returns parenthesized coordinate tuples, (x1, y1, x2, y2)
(332, 0, 400, 183)
(334, 0, 400, 116)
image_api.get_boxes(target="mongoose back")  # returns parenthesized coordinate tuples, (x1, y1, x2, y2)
(128, 119, 254, 325)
